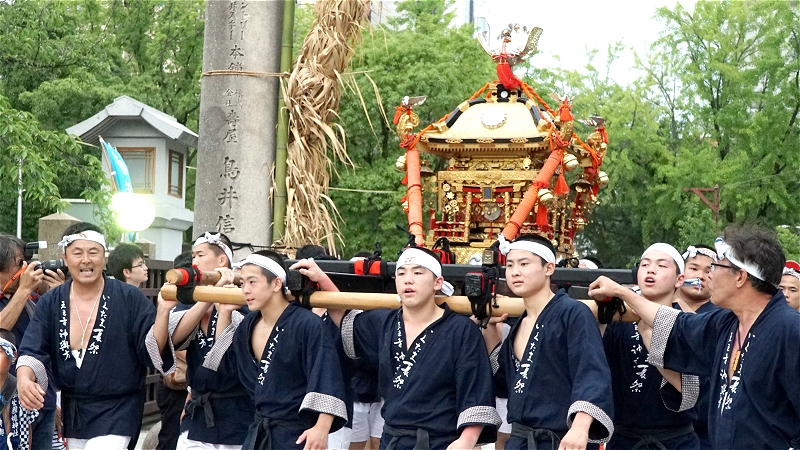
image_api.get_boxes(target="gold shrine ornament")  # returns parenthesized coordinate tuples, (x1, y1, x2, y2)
(480, 107, 508, 130)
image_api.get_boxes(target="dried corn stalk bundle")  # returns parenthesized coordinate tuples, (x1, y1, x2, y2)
(282, 0, 371, 253)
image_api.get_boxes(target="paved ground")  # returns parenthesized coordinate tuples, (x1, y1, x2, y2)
(134, 417, 160, 450)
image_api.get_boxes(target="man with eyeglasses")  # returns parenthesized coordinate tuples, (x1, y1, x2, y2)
(107, 243, 149, 288)
(589, 224, 800, 449)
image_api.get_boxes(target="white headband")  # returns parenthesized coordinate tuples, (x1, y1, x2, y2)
(714, 237, 765, 281)
(642, 243, 685, 274)
(193, 232, 233, 264)
(58, 230, 107, 253)
(235, 254, 288, 292)
(396, 248, 454, 296)
(682, 246, 718, 262)
(498, 235, 556, 264)
(783, 268, 800, 281)
(0, 338, 15, 365)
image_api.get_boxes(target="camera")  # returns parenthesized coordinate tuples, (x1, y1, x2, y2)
(24, 241, 67, 274)
(36, 259, 66, 273)
(24, 241, 47, 261)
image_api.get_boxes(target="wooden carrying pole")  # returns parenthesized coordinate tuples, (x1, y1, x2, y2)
(159, 284, 639, 322)
(165, 269, 241, 286)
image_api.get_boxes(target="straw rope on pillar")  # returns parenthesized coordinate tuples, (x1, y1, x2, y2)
(281, 0, 371, 254)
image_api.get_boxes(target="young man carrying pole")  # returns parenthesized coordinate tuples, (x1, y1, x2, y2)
(602, 243, 700, 449)
(232, 250, 348, 449)
(292, 247, 500, 450)
(155, 232, 254, 449)
(483, 234, 614, 450)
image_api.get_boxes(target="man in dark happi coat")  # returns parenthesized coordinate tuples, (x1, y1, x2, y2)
(484, 234, 614, 450)
(16, 226, 173, 449)
(603, 243, 699, 450)
(590, 224, 800, 449)
(299, 247, 501, 450)
(232, 251, 348, 449)
(155, 232, 254, 450)
(674, 244, 720, 450)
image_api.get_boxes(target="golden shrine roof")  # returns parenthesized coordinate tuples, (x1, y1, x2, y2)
(417, 95, 551, 156)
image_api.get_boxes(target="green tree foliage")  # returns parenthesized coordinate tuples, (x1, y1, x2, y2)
(0, 0, 205, 132)
(523, 1, 800, 267)
(777, 227, 800, 262)
(332, 0, 496, 257)
(0, 95, 114, 241)
(0, 0, 204, 242)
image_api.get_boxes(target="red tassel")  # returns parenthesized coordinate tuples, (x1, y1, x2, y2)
(536, 203, 548, 227)
(401, 174, 408, 185)
(555, 170, 569, 195)
(392, 106, 405, 125)
(496, 61, 521, 90)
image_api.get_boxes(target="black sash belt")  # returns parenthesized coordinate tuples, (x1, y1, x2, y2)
(616, 424, 695, 450)
(383, 424, 430, 450)
(242, 414, 289, 450)
(186, 388, 249, 428)
(62, 390, 138, 432)
(510, 422, 564, 450)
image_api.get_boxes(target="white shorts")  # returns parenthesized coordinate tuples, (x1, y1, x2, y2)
(327, 426, 352, 449)
(350, 400, 384, 442)
(67, 435, 130, 450)
(177, 431, 242, 450)
(496, 397, 511, 434)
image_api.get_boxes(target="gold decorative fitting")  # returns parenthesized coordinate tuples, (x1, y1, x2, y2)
(522, 157, 532, 169)
(510, 137, 529, 143)
(563, 153, 579, 171)
(480, 107, 508, 130)
(448, 199, 458, 208)
(445, 192, 455, 200)
(458, 101, 470, 112)
(574, 217, 586, 231)
(445, 138, 463, 144)
(538, 188, 555, 206)
(442, 183, 451, 192)
(476, 138, 495, 144)
(597, 171, 609, 187)
(395, 154, 407, 172)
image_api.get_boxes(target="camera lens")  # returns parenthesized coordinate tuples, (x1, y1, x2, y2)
(39, 259, 66, 272)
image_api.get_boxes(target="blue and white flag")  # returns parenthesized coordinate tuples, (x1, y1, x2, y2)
(99, 136, 133, 193)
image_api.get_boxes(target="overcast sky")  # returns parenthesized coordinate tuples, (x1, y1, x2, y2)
(480, 0, 698, 85)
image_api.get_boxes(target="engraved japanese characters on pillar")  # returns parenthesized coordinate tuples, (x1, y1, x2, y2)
(195, 0, 284, 257)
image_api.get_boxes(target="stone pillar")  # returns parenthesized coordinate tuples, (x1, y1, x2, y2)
(194, 0, 284, 259)
(37, 212, 80, 261)
(133, 238, 157, 260)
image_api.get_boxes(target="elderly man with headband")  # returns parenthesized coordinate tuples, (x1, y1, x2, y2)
(293, 246, 500, 450)
(597, 242, 702, 450)
(154, 231, 255, 450)
(482, 234, 614, 450)
(589, 224, 800, 448)
(224, 250, 348, 450)
(16, 222, 174, 450)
